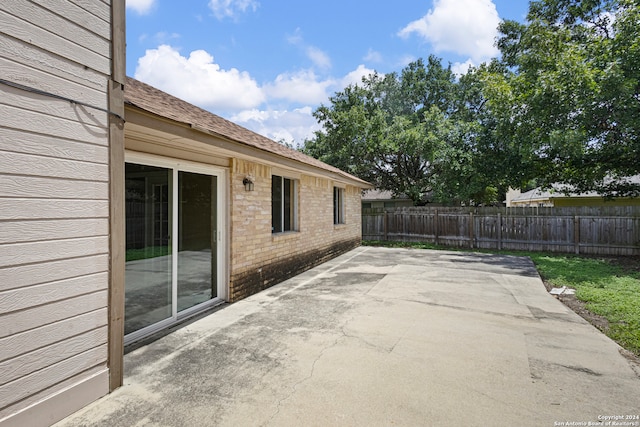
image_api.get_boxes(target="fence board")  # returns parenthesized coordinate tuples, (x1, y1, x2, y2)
(362, 207, 640, 255)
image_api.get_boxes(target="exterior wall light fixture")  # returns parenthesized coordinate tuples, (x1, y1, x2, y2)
(243, 176, 254, 191)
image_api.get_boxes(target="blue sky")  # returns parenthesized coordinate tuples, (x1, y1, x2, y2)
(126, 0, 530, 145)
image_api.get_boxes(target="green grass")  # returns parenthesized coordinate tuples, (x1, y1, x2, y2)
(364, 240, 640, 356)
(527, 253, 640, 355)
(126, 246, 171, 262)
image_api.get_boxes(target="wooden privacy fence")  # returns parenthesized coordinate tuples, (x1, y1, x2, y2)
(362, 206, 640, 256)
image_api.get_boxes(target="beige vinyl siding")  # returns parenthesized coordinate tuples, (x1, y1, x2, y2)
(0, 2, 110, 75)
(0, 35, 106, 91)
(0, 0, 112, 425)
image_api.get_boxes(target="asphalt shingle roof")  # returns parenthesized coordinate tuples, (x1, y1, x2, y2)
(124, 77, 369, 187)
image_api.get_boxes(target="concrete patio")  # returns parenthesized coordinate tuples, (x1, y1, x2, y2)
(56, 246, 640, 427)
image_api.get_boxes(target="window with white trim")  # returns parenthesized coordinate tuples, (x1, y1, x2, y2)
(333, 186, 345, 224)
(272, 175, 298, 233)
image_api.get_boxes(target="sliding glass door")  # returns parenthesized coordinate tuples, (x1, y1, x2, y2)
(177, 171, 217, 311)
(124, 156, 225, 342)
(124, 164, 172, 335)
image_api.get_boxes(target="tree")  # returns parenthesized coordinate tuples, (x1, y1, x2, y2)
(496, 0, 640, 196)
(304, 56, 501, 205)
(305, 1, 639, 204)
(304, 91, 446, 204)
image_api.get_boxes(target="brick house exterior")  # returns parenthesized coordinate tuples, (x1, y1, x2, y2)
(124, 77, 371, 339)
(230, 158, 364, 301)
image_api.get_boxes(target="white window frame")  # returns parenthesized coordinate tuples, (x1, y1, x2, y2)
(124, 151, 228, 344)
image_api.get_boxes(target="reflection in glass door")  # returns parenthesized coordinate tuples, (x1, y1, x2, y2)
(124, 164, 173, 335)
(125, 159, 224, 341)
(177, 171, 217, 311)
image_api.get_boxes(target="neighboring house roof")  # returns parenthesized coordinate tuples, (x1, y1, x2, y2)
(362, 189, 411, 201)
(511, 176, 640, 203)
(124, 77, 371, 187)
(510, 187, 579, 203)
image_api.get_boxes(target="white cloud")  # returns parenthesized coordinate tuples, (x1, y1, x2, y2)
(287, 28, 332, 71)
(306, 46, 332, 70)
(286, 28, 304, 45)
(131, 48, 382, 146)
(340, 64, 376, 88)
(239, 64, 380, 144)
(126, 0, 156, 15)
(134, 45, 265, 110)
(232, 107, 320, 146)
(264, 70, 334, 105)
(398, 0, 501, 63)
(451, 59, 475, 76)
(363, 49, 383, 63)
(153, 32, 180, 44)
(208, 0, 259, 20)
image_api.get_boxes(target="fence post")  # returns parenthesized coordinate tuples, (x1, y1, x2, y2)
(434, 209, 439, 245)
(469, 212, 474, 249)
(574, 215, 580, 254)
(383, 210, 388, 241)
(497, 212, 502, 251)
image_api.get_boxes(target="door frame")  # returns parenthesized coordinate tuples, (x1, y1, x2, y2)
(123, 151, 228, 344)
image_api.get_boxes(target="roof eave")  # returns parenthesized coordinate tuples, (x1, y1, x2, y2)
(124, 101, 373, 188)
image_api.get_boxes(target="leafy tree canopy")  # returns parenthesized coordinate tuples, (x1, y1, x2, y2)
(496, 0, 640, 196)
(303, 56, 501, 205)
(304, 0, 639, 203)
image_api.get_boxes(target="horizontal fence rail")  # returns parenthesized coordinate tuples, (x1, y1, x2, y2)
(362, 206, 640, 256)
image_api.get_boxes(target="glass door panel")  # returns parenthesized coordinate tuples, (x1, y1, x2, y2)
(177, 171, 217, 312)
(124, 163, 173, 335)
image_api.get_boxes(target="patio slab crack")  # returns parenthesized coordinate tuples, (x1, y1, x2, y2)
(264, 333, 345, 426)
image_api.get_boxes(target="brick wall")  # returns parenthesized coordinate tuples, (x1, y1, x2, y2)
(229, 159, 362, 301)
